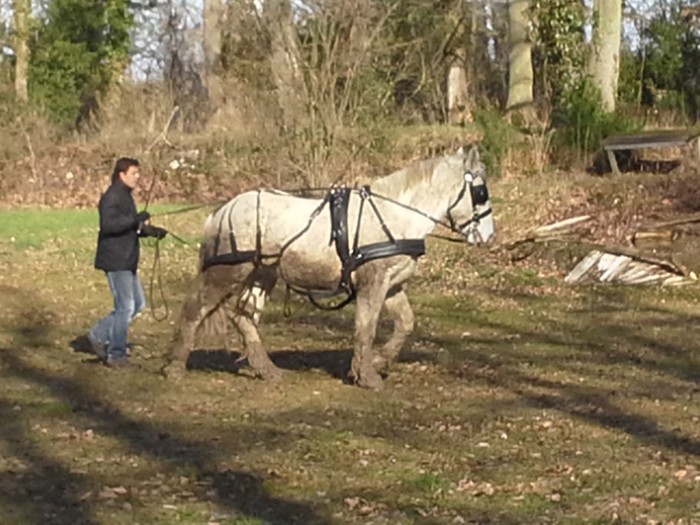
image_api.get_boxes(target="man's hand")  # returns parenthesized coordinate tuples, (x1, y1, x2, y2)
(140, 224, 168, 239)
(136, 211, 151, 224)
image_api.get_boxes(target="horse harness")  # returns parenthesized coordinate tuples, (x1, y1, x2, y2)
(201, 172, 489, 309)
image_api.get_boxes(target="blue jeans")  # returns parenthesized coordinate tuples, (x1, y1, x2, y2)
(89, 271, 146, 360)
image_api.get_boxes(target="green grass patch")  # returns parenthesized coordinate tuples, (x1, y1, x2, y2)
(0, 204, 205, 251)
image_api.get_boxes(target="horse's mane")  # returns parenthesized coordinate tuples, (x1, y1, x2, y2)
(369, 157, 444, 198)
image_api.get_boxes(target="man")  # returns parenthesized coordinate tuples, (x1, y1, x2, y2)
(87, 157, 167, 367)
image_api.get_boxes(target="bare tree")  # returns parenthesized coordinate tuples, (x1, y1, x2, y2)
(12, 0, 30, 102)
(163, 0, 208, 131)
(589, 0, 622, 112)
(264, 0, 305, 131)
(203, 0, 225, 112)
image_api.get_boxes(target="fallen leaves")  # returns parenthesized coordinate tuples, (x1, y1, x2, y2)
(455, 479, 495, 496)
(98, 485, 129, 499)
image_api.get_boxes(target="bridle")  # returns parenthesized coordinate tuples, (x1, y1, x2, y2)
(446, 170, 493, 240)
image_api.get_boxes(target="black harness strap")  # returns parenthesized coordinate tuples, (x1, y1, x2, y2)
(349, 239, 426, 270)
(202, 190, 333, 272)
(329, 187, 352, 293)
(364, 186, 395, 244)
(305, 187, 425, 309)
(201, 250, 259, 271)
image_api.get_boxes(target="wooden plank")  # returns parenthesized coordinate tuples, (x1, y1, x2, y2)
(604, 139, 690, 151)
(602, 129, 700, 156)
(564, 250, 603, 284)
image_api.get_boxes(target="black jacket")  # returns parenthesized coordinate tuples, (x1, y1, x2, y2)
(94, 180, 141, 272)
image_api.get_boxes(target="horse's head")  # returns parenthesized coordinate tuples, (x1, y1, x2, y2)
(445, 145, 495, 245)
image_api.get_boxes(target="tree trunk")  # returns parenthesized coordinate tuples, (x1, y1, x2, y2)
(203, 0, 225, 113)
(590, 0, 622, 113)
(505, 0, 533, 111)
(13, 0, 30, 102)
(447, 54, 471, 125)
(447, 5, 472, 125)
(264, 0, 304, 132)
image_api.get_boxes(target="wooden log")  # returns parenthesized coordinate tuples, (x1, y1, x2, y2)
(632, 230, 677, 249)
(532, 215, 591, 234)
(503, 215, 591, 250)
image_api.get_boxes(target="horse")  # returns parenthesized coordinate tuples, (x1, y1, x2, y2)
(161, 146, 495, 390)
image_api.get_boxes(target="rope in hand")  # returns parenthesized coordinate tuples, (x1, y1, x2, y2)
(140, 168, 169, 322)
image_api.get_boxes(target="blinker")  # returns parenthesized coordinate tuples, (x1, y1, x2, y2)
(470, 183, 489, 206)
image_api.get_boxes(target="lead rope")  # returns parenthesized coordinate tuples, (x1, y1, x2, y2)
(148, 239, 169, 321)
(141, 166, 164, 321)
(146, 230, 198, 322)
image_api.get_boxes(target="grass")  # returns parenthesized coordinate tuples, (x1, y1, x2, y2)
(1, 176, 700, 524)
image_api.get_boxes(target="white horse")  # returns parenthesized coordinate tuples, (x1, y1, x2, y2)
(162, 146, 494, 390)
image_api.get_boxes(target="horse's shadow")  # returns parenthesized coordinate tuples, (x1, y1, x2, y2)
(186, 346, 435, 381)
(186, 348, 353, 380)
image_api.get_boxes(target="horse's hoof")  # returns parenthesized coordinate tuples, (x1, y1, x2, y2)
(161, 363, 186, 380)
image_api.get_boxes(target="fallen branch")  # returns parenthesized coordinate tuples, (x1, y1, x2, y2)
(23, 128, 38, 183)
(502, 215, 592, 250)
(532, 215, 591, 234)
(145, 106, 179, 153)
(645, 213, 700, 230)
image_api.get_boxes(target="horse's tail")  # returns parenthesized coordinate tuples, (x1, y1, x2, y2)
(198, 212, 216, 272)
(196, 199, 238, 340)
(198, 199, 235, 272)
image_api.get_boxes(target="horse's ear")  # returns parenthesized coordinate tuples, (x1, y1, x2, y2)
(466, 145, 481, 166)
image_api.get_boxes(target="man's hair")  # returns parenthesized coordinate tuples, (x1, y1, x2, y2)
(112, 157, 140, 184)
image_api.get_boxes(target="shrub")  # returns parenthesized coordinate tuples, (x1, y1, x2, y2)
(474, 107, 519, 176)
(553, 80, 638, 154)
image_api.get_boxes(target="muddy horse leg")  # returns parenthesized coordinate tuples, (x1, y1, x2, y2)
(162, 267, 244, 379)
(351, 282, 389, 391)
(373, 287, 414, 372)
(228, 272, 282, 381)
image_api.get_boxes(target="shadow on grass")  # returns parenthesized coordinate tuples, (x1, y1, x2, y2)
(0, 349, 331, 524)
(428, 286, 700, 457)
(0, 286, 330, 525)
(0, 397, 98, 525)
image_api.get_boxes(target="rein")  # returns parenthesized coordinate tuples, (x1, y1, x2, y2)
(148, 239, 169, 322)
(142, 201, 221, 321)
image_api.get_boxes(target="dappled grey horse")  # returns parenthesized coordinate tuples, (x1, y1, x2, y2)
(162, 146, 495, 390)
